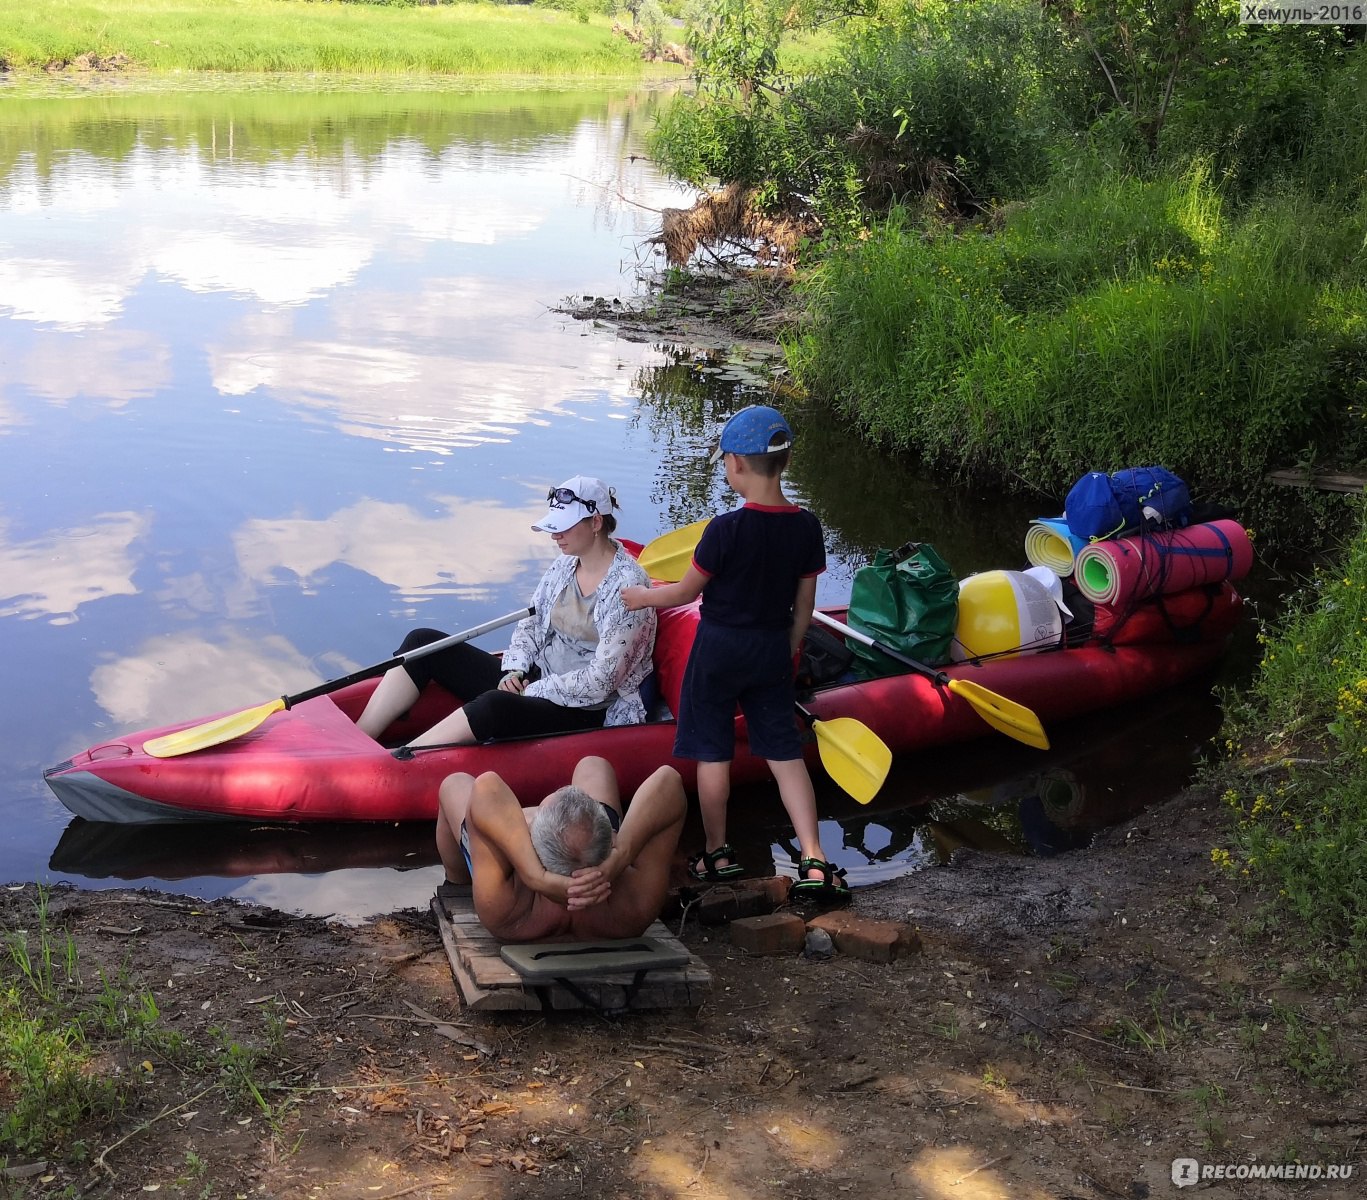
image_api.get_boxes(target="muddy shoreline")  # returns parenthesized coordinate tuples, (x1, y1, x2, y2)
(7, 781, 1361, 1199)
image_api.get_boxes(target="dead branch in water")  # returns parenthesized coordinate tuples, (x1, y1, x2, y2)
(656, 182, 818, 268)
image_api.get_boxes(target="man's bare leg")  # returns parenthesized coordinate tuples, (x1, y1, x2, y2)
(435, 772, 476, 885)
(572, 765, 686, 939)
(568, 755, 621, 818)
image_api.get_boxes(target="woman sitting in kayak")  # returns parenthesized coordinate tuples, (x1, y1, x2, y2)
(356, 476, 658, 748)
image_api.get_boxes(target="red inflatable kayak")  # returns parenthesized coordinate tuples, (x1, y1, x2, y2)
(43, 586, 1242, 824)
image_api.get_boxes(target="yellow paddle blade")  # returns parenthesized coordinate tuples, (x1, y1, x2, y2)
(637, 520, 710, 583)
(812, 716, 892, 805)
(947, 679, 1050, 750)
(143, 698, 287, 759)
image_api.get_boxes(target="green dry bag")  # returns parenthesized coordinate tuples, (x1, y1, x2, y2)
(846, 541, 959, 677)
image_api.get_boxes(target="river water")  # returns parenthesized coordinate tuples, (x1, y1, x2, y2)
(0, 80, 1255, 919)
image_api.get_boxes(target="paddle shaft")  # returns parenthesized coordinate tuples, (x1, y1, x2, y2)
(811, 610, 1049, 750)
(281, 606, 534, 710)
(810, 610, 949, 684)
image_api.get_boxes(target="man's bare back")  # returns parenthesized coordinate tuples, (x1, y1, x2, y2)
(435, 756, 686, 943)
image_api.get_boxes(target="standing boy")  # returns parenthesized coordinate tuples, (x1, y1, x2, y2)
(622, 405, 848, 900)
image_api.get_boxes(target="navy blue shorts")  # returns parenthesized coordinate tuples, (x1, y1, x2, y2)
(673, 622, 803, 763)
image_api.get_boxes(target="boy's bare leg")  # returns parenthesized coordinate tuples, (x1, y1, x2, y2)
(695, 759, 733, 865)
(768, 758, 833, 877)
(574, 765, 686, 939)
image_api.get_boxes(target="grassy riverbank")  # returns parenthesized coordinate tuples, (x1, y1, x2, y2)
(1214, 501, 1367, 983)
(0, 0, 645, 75)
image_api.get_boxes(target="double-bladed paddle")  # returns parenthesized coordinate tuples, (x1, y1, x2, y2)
(636, 519, 711, 585)
(795, 703, 891, 805)
(143, 607, 534, 759)
(810, 611, 1050, 750)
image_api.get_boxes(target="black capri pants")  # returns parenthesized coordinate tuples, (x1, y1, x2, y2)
(396, 627, 607, 742)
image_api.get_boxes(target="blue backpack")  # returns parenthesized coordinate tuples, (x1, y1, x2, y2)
(1065, 466, 1191, 542)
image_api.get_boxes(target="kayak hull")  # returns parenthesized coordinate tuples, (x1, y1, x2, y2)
(44, 589, 1243, 824)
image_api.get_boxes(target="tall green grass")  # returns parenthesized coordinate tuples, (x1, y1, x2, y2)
(787, 161, 1367, 505)
(1215, 504, 1367, 980)
(0, 0, 644, 76)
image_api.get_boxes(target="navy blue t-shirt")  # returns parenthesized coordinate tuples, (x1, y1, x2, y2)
(692, 503, 826, 630)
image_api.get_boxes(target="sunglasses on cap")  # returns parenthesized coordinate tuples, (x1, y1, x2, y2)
(546, 486, 599, 514)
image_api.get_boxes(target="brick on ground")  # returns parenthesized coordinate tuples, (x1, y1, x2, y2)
(692, 876, 791, 925)
(730, 912, 808, 955)
(806, 911, 922, 964)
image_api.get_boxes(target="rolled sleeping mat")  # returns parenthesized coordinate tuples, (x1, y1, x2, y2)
(1092, 580, 1242, 645)
(1025, 517, 1087, 577)
(1074, 519, 1253, 607)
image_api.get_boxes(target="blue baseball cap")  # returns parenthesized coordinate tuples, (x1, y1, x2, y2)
(709, 405, 793, 464)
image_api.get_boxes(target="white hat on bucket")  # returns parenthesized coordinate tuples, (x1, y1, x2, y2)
(1023, 564, 1074, 620)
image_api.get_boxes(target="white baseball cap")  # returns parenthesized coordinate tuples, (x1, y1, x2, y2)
(532, 476, 614, 533)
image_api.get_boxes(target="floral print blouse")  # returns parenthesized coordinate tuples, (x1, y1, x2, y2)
(500, 541, 657, 726)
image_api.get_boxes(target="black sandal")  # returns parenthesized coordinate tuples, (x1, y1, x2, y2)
(790, 857, 851, 903)
(688, 845, 745, 882)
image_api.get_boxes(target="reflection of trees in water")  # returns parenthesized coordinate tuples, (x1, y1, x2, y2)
(762, 682, 1229, 876)
(630, 352, 756, 529)
(0, 88, 658, 192)
(631, 348, 1035, 586)
(50, 818, 439, 882)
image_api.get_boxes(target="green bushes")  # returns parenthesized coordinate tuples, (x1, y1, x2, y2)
(649, 0, 1072, 225)
(1159, 22, 1364, 194)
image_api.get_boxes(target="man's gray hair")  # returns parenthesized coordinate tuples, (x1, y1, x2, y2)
(530, 785, 614, 876)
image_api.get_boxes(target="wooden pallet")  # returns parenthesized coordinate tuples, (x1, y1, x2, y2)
(431, 886, 711, 1013)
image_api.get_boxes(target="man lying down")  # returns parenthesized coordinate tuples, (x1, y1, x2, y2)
(435, 756, 686, 943)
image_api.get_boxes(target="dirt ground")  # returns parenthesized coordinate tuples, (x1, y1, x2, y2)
(3, 780, 1363, 1200)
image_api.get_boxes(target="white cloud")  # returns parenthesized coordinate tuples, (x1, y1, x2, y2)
(89, 628, 335, 730)
(0, 258, 134, 329)
(151, 232, 373, 306)
(207, 277, 643, 453)
(20, 328, 171, 406)
(0, 512, 149, 622)
(232, 495, 550, 603)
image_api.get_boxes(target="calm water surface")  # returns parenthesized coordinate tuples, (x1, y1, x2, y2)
(0, 83, 1255, 919)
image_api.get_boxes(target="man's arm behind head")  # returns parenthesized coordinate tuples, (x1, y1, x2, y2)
(465, 771, 570, 907)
